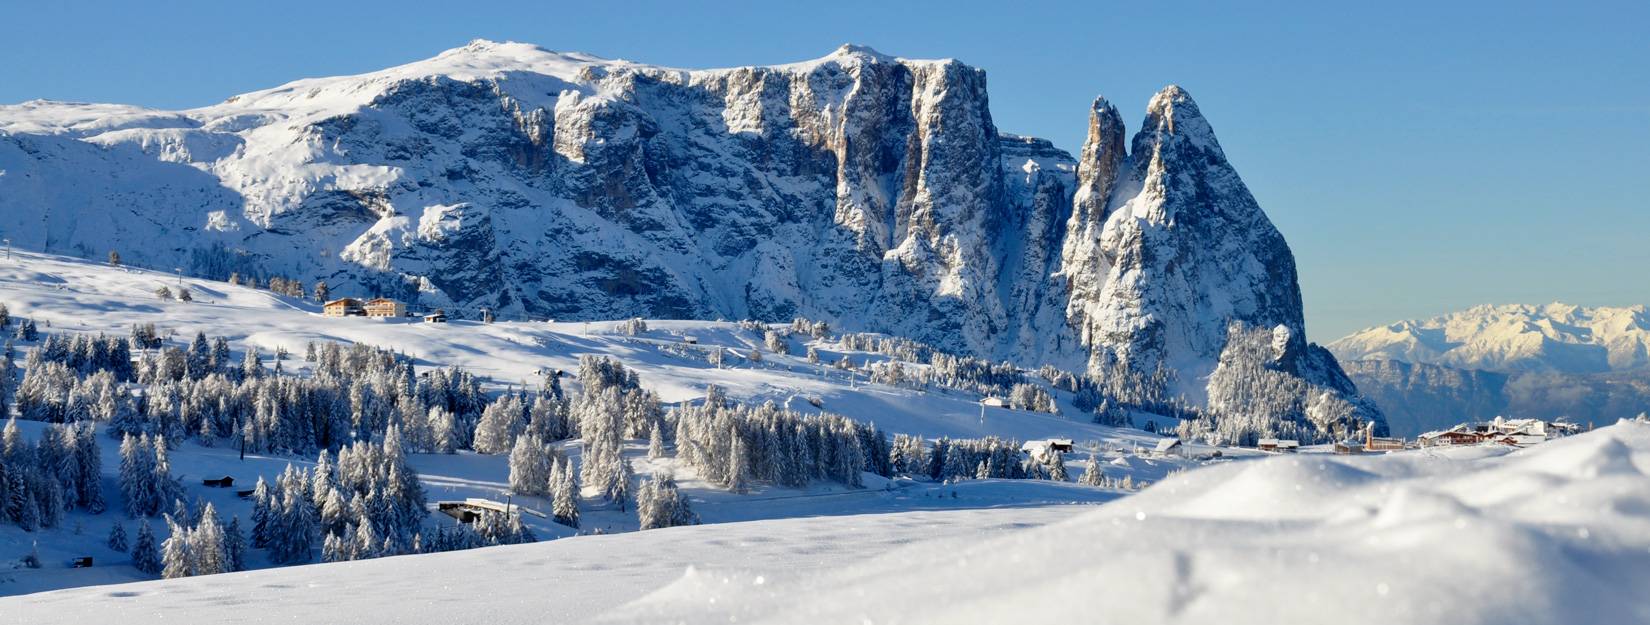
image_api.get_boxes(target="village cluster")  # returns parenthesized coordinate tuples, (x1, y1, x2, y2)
(1247, 416, 1581, 455)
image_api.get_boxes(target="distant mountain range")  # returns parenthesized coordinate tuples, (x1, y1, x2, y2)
(0, 40, 1380, 441)
(1330, 304, 1650, 436)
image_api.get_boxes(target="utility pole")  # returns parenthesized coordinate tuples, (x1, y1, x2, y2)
(174, 267, 183, 285)
(3, 238, 10, 260)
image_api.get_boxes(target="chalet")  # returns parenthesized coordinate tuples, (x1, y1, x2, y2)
(1418, 426, 1483, 448)
(1152, 438, 1183, 457)
(435, 498, 547, 525)
(683, 336, 699, 345)
(981, 396, 1008, 408)
(364, 297, 405, 318)
(70, 556, 93, 568)
(423, 309, 448, 323)
(322, 298, 366, 317)
(201, 476, 235, 488)
(1257, 438, 1300, 453)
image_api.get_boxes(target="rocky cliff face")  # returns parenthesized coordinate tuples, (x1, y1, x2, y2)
(0, 40, 1378, 434)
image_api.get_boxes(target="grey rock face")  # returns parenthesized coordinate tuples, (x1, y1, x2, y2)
(0, 41, 1378, 433)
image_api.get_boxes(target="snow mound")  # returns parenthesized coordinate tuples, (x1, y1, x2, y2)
(605, 421, 1650, 625)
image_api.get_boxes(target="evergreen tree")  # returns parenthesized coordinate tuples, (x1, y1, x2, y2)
(473, 395, 524, 454)
(249, 477, 273, 548)
(224, 516, 247, 572)
(647, 422, 665, 460)
(132, 519, 161, 575)
(108, 522, 129, 552)
(1046, 450, 1069, 482)
(1078, 451, 1106, 487)
(507, 434, 552, 496)
(551, 459, 580, 528)
(192, 503, 228, 575)
(637, 472, 698, 530)
(161, 516, 194, 579)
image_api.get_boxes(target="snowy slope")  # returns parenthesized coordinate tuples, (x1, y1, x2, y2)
(0, 249, 1217, 596)
(0, 40, 1376, 437)
(9, 420, 1648, 624)
(0, 249, 1173, 446)
(1329, 303, 1650, 374)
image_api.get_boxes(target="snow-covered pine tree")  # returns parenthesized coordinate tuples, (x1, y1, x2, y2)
(224, 516, 247, 572)
(551, 458, 580, 529)
(473, 395, 525, 454)
(132, 518, 161, 575)
(508, 434, 552, 497)
(637, 472, 698, 530)
(1078, 451, 1106, 487)
(1047, 449, 1069, 482)
(161, 515, 194, 579)
(108, 522, 129, 552)
(647, 422, 665, 460)
(249, 477, 271, 548)
(726, 430, 750, 494)
(192, 503, 228, 575)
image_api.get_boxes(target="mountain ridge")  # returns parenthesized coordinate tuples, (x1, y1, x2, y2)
(0, 40, 1380, 441)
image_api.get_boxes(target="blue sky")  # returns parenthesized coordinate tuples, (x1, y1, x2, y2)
(4, 0, 1646, 341)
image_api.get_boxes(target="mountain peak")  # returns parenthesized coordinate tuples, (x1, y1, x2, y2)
(1144, 85, 1208, 135)
(829, 43, 893, 61)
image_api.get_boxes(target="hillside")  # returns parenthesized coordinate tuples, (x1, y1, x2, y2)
(0, 40, 1379, 439)
(0, 249, 1206, 597)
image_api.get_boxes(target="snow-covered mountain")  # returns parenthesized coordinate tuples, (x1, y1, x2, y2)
(1330, 304, 1650, 435)
(1330, 303, 1650, 374)
(0, 40, 1375, 432)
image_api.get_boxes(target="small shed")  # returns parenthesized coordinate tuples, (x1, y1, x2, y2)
(1152, 438, 1183, 457)
(981, 396, 1007, 408)
(424, 309, 448, 323)
(683, 336, 699, 345)
(201, 476, 235, 488)
(436, 498, 546, 524)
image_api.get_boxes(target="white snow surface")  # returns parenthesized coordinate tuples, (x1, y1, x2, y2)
(1329, 302, 1650, 374)
(8, 419, 1648, 624)
(0, 249, 1196, 596)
